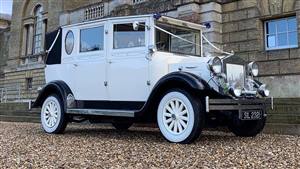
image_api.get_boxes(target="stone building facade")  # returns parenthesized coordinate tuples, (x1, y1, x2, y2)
(0, 0, 299, 116)
(0, 14, 11, 90)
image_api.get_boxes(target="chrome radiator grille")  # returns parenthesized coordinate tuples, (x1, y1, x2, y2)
(226, 64, 245, 89)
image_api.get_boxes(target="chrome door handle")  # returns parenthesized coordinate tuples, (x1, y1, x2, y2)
(146, 53, 152, 60)
(185, 66, 197, 69)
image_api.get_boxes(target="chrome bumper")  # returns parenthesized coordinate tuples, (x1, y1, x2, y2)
(205, 96, 273, 113)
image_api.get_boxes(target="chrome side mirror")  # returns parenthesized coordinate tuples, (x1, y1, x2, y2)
(148, 45, 156, 54)
(133, 21, 140, 31)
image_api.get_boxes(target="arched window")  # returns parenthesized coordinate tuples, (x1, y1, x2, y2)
(33, 5, 43, 54)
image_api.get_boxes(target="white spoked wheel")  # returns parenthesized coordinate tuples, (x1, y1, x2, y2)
(163, 98, 189, 135)
(41, 95, 67, 133)
(157, 90, 203, 143)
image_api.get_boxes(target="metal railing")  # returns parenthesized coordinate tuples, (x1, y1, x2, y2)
(0, 84, 21, 103)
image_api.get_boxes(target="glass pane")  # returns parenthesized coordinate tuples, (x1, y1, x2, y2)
(266, 21, 276, 34)
(277, 19, 287, 33)
(288, 17, 297, 31)
(113, 23, 145, 49)
(267, 35, 276, 48)
(278, 33, 288, 46)
(288, 32, 298, 46)
(171, 32, 197, 55)
(155, 23, 201, 56)
(65, 31, 74, 55)
(80, 26, 104, 52)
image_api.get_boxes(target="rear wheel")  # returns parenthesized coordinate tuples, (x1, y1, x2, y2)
(228, 113, 266, 137)
(41, 94, 68, 134)
(157, 89, 204, 144)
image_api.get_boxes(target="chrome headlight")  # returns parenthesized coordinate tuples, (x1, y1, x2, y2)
(233, 88, 242, 97)
(248, 62, 259, 76)
(258, 84, 270, 97)
(229, 88, 242, 97)
(209, 57, 222, 74)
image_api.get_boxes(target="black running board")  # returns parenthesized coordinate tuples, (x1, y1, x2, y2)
(67, 109, 135, 117)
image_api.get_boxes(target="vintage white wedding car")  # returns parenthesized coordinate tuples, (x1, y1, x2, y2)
(33, 14, 272, 143)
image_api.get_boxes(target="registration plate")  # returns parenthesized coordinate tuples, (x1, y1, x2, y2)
(239, 110, 262, 120)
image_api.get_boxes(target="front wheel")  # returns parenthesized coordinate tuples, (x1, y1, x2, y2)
(228, 113, 266, 137)
(157, 89, 205, 144)
(41, 94, 68, 134)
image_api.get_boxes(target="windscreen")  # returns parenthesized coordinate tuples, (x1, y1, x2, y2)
(155, 22, 201, 56)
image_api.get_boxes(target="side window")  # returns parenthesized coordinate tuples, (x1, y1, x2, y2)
(80, 26, 104, 52)
(113, 23, 145, 49)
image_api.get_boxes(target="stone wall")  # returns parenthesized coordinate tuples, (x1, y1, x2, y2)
(4, 0, 300, 100)
(4, 68, 45, 101)
(222, 0, 300, 98)
(0, 102, 39, 123)
(0, 28, 10, 79)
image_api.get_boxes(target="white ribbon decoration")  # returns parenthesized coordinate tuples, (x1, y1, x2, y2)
(154, 25, 233, 56)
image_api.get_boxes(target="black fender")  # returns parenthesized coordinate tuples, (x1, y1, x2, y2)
(136, 71, 216, 118)
(32, 81, 73, 112)
(151, 71, 212, 92)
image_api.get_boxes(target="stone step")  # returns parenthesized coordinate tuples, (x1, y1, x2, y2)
(0, 103, 30, 111)
(0, 110, 39, 117)
(264, 123, 300, 135)
(267, 114, 300, 124)
(0, 115, 40, 123)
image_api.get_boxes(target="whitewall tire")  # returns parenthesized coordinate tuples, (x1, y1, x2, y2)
(157, 89, 204, 144)
(41, 94, 68, 134)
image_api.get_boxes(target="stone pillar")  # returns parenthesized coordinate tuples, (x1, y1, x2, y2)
(27, 24, 34, 56)
(21, 26, 28, 56)
(41, 19, 47, 52)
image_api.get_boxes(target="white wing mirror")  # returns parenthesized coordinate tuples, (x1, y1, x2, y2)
(133, 21, 140, 31)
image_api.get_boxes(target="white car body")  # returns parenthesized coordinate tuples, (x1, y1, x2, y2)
(35, 14, 272, 143)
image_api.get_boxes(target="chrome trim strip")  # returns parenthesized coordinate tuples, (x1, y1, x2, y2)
(205, 96, 210, 113)
(67, 109, 135, 117)
(242, 90, 257, 95)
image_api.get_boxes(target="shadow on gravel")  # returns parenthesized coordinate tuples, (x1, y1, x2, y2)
(59, 126, 242, 144)
(64, 127, 164, 142)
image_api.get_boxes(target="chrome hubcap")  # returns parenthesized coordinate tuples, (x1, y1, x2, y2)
(163, 98, 189, 134)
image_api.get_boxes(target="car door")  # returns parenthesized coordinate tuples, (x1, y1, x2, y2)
(73, 23, 108, 101)
(107, 18, 150, 102)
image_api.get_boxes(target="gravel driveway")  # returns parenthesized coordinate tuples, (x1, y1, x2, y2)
(0, 122, 299, 168)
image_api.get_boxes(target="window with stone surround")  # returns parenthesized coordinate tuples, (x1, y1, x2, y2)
(21, 4, 47, 65)
(265, 17, 298, 50)
(26, 78, 33, 90)
(33, 5, 44, 54)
